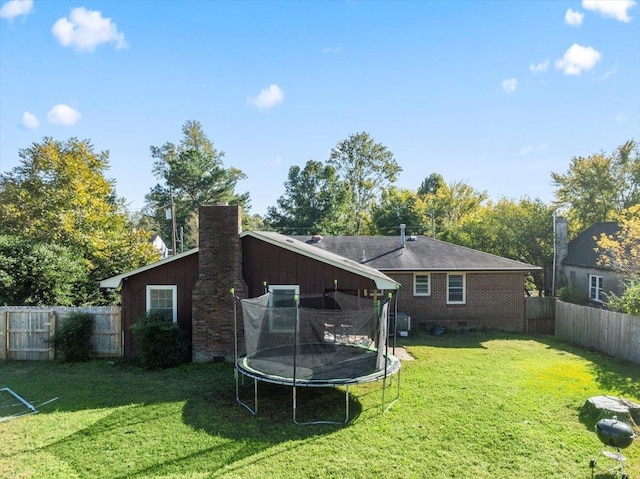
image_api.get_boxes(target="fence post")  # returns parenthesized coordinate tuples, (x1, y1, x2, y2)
(49, 311, 56, 360)
(0, 311, 6, 359)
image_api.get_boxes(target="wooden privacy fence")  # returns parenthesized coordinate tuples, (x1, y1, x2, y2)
(0, 306, 121, 360)
(555, 301, 640, 365)
(525, 297, 556, 334)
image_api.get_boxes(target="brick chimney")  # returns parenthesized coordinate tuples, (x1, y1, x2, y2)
(192, 204, 247, 362)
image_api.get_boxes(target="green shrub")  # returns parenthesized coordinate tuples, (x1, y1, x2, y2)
(53, 312, 94, 362)
(557, 283, 590, 305)
(130, 311, 189, 369)
(606, 278, 640, 315)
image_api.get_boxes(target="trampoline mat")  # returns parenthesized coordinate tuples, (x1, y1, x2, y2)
(237, 342, 400, 386)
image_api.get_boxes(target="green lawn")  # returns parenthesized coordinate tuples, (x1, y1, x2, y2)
(1, 331, 638, 479)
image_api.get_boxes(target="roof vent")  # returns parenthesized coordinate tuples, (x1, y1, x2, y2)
(311, 234, 323, 243)
(408, 235, 417, 241)
(400, 224, 406, 248)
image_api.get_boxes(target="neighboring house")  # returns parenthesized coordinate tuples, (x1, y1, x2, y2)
(150, 234, 170, 258)
(100, 205, 539, 362)
(555, 219, 626, 304)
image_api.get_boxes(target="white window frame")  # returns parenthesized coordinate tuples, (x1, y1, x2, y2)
(589, 274, 604, 302)
(268, 285, 299, 333)
(146, 285, 178, 323)
(447, 273, 466, 305)
(413, 273, 431, 296)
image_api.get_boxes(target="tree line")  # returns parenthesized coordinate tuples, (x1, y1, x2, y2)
(0, 121, 638, 312)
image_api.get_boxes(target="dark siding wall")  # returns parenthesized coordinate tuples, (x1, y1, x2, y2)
(389, 271, 526, 332)
(121, 253, 198, 357)
(242, 236, 379, 297)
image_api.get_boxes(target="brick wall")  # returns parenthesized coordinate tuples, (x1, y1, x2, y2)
(390, 271, 526, 332)
(192, 205, 247, 362)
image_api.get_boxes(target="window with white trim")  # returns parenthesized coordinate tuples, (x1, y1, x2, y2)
(268, 285, 299, 333)
(447, 273, 466, 304)
(414, 273, 431, 296)
(589, 274, 603, 302)
(146, 285, 177, 323)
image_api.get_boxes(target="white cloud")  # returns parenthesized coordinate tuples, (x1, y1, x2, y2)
(47, 104, 81, 125)
(519, 143, 548, 156)
(21, 111, 39, 129)
(555, 43, 601, 75)
(583, 0, 635, 22)
(247, 84, 285, 109)
(52, 7, 128, 52)
(501, 78, 517, 94)
(0, 0, 33, 20)
(323, 46, 341, 54)
(530, 60, 549, 73)
(565, 8, 584, 25)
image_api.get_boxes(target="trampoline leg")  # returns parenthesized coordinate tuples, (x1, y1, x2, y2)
(381, 369, 401, 414)
(235, 369, 258, 416)
(292, 385, 351, 426)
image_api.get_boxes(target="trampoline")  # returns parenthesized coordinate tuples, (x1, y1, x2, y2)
(233, 289, 401, 424)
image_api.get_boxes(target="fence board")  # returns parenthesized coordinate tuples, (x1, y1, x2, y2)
(555, 301, 640, 365)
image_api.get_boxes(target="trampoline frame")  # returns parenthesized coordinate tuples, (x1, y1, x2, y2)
(232, 289, 401, 425)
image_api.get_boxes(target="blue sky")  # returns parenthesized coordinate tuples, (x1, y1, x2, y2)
(1, 0, 638, 217)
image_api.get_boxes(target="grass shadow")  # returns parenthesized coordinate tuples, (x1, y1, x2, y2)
(1, 359, 368, 478)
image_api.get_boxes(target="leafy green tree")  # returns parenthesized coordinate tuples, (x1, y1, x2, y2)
(146, 120, 248, 249)
(370, 187, 428, 235)
(328, 132, 401, 234)
(456, 198, 553, 294)
(0, 137, 158, 304)
(596, 205, 640, 314)
(0, 236, 88, 306)
(417, 173, 445, 196)
(551, 140, 639, 233)
(424, 180, 488, 243)
(265, 160, 350, 235)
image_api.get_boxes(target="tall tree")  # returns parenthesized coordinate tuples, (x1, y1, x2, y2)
(427, 180, 488, 243)
(328, 132, 401, 234)
(551, 140, 639, 234)
(265, 160, 350, 235)
(370, 187, 428, 235)
(146, 120, 248, 249)
(417, 173, 445, 196)
(0, 137, 158, 304)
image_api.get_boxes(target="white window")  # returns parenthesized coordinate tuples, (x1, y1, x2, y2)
(268, 285, 299, 333)
(146, 285, 177, 323)
(414, 273, 431, 296)
(589, 275, 603, 302)
(447, 273, 466, 304)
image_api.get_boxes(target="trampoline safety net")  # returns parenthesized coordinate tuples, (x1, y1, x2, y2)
(239, 291, 390, 383)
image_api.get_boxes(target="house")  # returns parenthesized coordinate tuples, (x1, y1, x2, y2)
(294, 227, 540, 333)
(100, 205, 539, 362)
(100, 205, 398, 361)
(150, 234, 170, 258)
(555, 219, 626, 304)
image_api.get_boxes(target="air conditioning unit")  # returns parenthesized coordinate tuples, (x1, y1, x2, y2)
(389, 312, 411, 337)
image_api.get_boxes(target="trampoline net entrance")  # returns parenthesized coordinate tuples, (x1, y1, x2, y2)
(235, 290, 400, 423)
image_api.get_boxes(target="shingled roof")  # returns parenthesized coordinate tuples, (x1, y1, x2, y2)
(292, 234, 540, 272)
(563, 222, 620, 269)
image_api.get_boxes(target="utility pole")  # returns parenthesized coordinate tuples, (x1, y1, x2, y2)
(169, 184, 177, 256)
